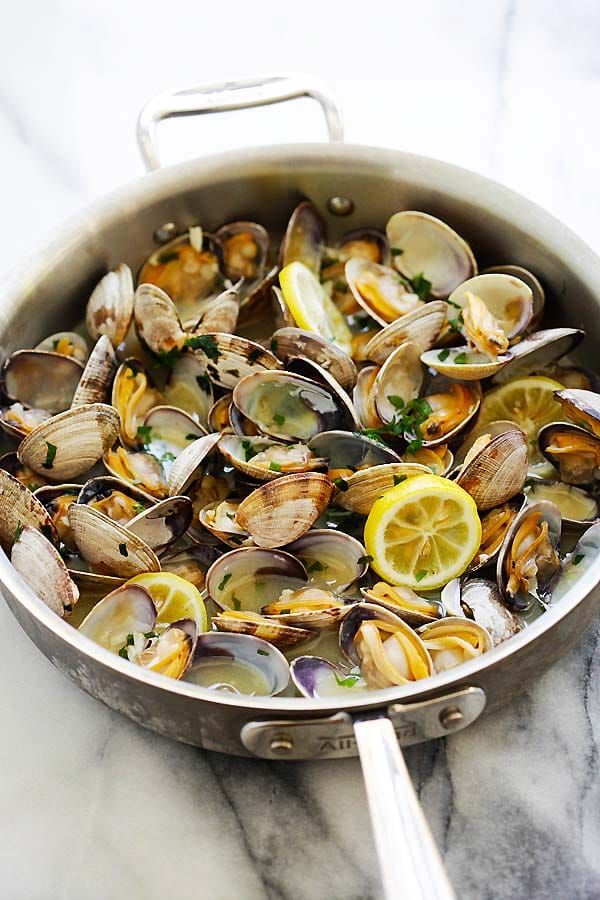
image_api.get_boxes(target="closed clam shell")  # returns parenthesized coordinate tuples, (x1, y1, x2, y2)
(373, 340, 424, 424)
(11, 526, 79, 617)
(271, 327, 357, 392)
(18, 403, 121, 481)
(68, 504, 160, 578)
(0, 469, 57, 547)
(3, 349, 84, 414)
(364, 301, 448, 364)
(193, 332, 281, 390)
(86, 263, 135, 347)
(332, 463, 430, 514)
(71, 335, 117, 407)
(167, 432, 221, 496)
(236, 472, 334, 548)
(453, 420, 525, 470)
(456, 429, 528, 510)
(133, 283, 187, 356)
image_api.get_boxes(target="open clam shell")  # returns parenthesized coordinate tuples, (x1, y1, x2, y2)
(420, 345, 511, 381)
(77, 475, 151, 522)
(271, 327, 357, 392)
(417, 616, 492, 672)
(363, 301, 448, 364)
(497, 499, 562, 610)
(18, 403, 120, 481)
(233, 370, 358, 442)
(345, 258, 423, 325)
(419, 375, 481, 448)
(71, 335, 117, 408)
(68, 504, 160, 578)
(218, 433, 325, 482)
(159, 542, 221, 589)
(280, 200, 324, 274)
(112, 358, 162, 448)
(456, 429, 528, 510)
(236, 472, 334, 548)
(103, 446, 169, 500)
(353, 366, 384, 429)
(192, 332, 281, 391)
(453, 420, 525, 470)
(214, 220, 269, 284)
(187, 632, 290, 696)
(538, 422, 600, 485)
(308, 429, 402, 471)
(448, 273, 533, 340)
(554, 388, 600, 435)
(127, 496, 193, 555)
(163, 353, 213, 429)
(198, 499, 250, 548)
(206, 546, 307, 613)
(331, 463, 430, 514)
(460, 578, 522, 645)
(0, 452, 47, 489)
(552, 521, 600, 604)
(262, 587, 350, 631)
(86, 263, 135, 347)
(290, 656, 367, 698)
(373, 340, 424, 424)
(524, 479, 598, 527)
(0, 403, 51, 441)
(386, 211, 477, 298)
(133, 283, 187, 356)
(0, 470, 58, 547)
(467, 494, 526, 574)
(483, 264, 545, 328)
(133, 619, 197, 680)
(167, 432, 221, 496)
(284, 529, 368, 592)
(190, 287, 240, 336)
(142, 405, 206, 474)
(492, 328, 584, 383)
(35, 483, 81, 549)
(79, 583, 157, 654)
(11, 526, 79, 617)
(403, 445, 454, 476)
(208, 394, 233, 433)
(35, 331, 89, 363)
(360, 582, 443, 626)
(2, 349, 83, 414)
(285, 357, 360, 430)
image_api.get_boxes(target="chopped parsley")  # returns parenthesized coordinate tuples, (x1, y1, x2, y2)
(132, 502, 145, 515)
(152, 346, 181, 369)
(447, 310, 464, 334)
(279, 608, 291, 615)
(573, 554, 585, 566)
(306, 560, 326, 573)
(144, 631, 158, 639)
(391, 247, 404, 257)
(454, 352, 468, 365)
(269, 461, 282, 472)
(393, 475, 407, 485)
(185, 433, 200, 441)
(247, 348, 262, 364)
(334, 280, 348, 293)
(118, 647, 129, 659)
(437, 348, 450, 361)
(242, 439, 258, 462)
(333, 476, 349, 491)
(357, 554, 373, 565)
(136, 425, 152, 446)
(40, 523, 54, 541)
(232, 595, 241, 610)
(361, 397, 433, 454)
(118, 542, 128, 557)
(218, 573, 232, 591)
(411, 272, 432, 301)
(160, 451, 176, 463)
(186, 334, 221, 361)
(387, 395, 405, 410)
(27, 482, 39, 492)
(273, 413, 286, 426)
(42, 442, 57, 470)
(257, 648, 269, 656)
(13, 521, 24, 543)
(158, 250, 179, 264)
(415, 569, 428, 582)
(334, 673, 360, 688)
(195, 374, 211, 393)
(226, 368, 240, 378)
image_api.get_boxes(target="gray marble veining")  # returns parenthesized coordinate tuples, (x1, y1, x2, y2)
(1, 1, 600, 898)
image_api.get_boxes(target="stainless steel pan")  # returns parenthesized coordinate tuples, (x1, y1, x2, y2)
(3, 74, 600, 900)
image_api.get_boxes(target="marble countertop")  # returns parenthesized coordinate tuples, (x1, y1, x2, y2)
(2, 1, 600, 897)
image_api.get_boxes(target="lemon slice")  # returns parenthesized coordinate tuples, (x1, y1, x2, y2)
(477, 376, 563, 463)
(364, 474, 481, 589)
(127, 572, 209, 631)
(279, 261, 353, 354)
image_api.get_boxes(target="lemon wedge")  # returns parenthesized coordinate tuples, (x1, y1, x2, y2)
(279, 261, 353, 354)
(127, 572, 209, 631)
(364, 474, 481, 589)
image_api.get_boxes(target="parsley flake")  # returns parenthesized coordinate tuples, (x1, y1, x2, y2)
(358, 554, 373, 565)
(42, 442, 57, 470)
(186, 334, 221, 361)
(306, 559, 326, 573)
(415, 569, 428, 582)
(218, 573, 232, 591)
(119, 542, 128, 557)
(334, 673, 360, 688)
(437, 348, 450, 361)
(136, 425, 152, 446)
(333, 476, 349, 491)
(391, 247, 404, 257)
(257, 648, 269, 656)
(411, 272, 432, 301)
(232, 596, 241, 610)
(393, 475, 407, 485)
(269, 461, 282, 472)
(573, 554, 585, 566)
(273, 413, 286, 426)
(454, 352, 468, 365)
(247, 348, 262, 364)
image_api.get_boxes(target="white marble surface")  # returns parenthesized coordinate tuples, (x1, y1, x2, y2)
(2, 2, 600, 898)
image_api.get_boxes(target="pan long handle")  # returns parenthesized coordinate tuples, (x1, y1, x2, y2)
(137, 73, 344, 171)
(354, 716, 457, 900)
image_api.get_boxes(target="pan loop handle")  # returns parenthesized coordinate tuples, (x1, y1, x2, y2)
(353, 716, 457, 900)
(137, 73, 344, 171)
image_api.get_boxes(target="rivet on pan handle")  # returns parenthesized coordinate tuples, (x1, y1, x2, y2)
(137, 73, 344, 171)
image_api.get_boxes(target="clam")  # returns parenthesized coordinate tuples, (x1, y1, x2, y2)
(418, 377, 480, 447)
(461, 292, 510, 359)
(133, 283, 187, 356)
(126, 496, 192, 555)
(552, 522, 600, 604)
(213, 609, 313, 649)
(448, 273, 533, 341)
(190, 332, 281, 390)
(280, 200, 324, 274)
(538, 423, 600, 485)
(402, 444, 454, 476)
(208, 394, 233, 432)
(186, 632, 290, 696)
(321, 228, 390, 314)
(79, 583, 157, 654)
(340, 603, 433, 688)
(2, 349, 83, 414)
(206, 546, 307, 614)
(308, 430, 402, 472)
(0, 470, 57, 548)
(163, 353, 213, 429)
(233, 370, 357, 442)
(0, 404, 51, 440)
(460, 578, 522, 645)
(456, 429, 528, 510)
(468, 494, 525, 573)
(360, 581, 443, 626)
(111, 359, 162, 448)
(285, 357, 360, 429)
(417, 617, 492, 672)
(18, 404, 120, 481)
(553, 389, 600, 435)
(524, 479, 598, 527)
(453, 420, 525, 470)
(284, 529, 368, 591)
(68, 504, 160, 578)
(11, 525, 79, 616)
(353, 366, 384, 429)
(166, 432, 221, 496)
(77, 476, 151, 525)
(270, 284, 295, 329)
(363, 301, 448, 364)
(271, 327, 357, 392)
(492, 328, 584, 383)
(373, 341, 424, 424)
(198, 498, 250, 548)
(141, 405, 205, 476)
(134, 619, 197, 679)
(482, 264, 545, 328)
(214, 221, 269, 283)
(218, 433, 326, 481)
(386, 211, 477, 299)
(103, 446, 169, 499)
(345, 258, 423, 325)
(262, 587, 350, 630)
(420, 345, 511, 381)
(190, 288, 240, 335)
(71, 335, 117, 408)
(35, 331, 89, 363)
(138, 229, 224, 326)
(86, 263, 135, 347)
(497, 500, 561, 610)
(331, 463, 430, 514)
(159, 543, 221, 589)
(235, 472, 334, 548)
(291, 656, 367, 698)
(0, 452, 47, 490)
(35, 483, 81, 549)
